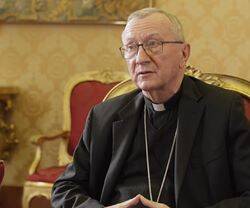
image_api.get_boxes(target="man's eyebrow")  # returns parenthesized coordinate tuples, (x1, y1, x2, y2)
(124, 33, 162, 43)
(144, 33, 164, 40)
(146, 33, 161, 38)
(124, 37, 136, 42)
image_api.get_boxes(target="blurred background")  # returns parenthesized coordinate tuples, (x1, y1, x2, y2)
(0, 0, 249, 207)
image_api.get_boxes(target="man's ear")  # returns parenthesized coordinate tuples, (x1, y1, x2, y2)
(180, 43, 190, 68)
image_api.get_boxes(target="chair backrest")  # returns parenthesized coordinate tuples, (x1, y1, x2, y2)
(63, 70, 129, 156)
(104, 66, 250, 120)
(0, 160, 4, 186)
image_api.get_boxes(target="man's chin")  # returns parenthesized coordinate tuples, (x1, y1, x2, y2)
(137, 82, 158, 92)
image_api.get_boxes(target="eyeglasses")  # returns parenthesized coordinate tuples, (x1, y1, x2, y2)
(119, 39, 183, 59)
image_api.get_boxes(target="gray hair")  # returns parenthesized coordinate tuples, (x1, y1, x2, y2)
(126, 7, 185, 42)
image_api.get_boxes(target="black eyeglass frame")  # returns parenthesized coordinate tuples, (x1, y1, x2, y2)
(119, 40, 184, 59)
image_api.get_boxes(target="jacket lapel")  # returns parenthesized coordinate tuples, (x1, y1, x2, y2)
(100, 92, 144, 203)
(100, 76, 205, 205)
(175, 76, 205, 205)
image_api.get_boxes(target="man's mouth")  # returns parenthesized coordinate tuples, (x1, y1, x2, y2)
(137, 71, 153, 76)
(136, 71, 155, 79)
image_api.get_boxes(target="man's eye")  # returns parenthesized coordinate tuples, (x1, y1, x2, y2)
(147, 40, 160, 47)
(126, 45, 137, 51)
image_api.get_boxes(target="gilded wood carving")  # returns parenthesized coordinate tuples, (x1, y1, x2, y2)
(0, 87, 18, 160)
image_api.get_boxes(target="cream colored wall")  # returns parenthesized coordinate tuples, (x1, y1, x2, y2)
(0, 0, 249, 186)
(158, 0, 249, 77)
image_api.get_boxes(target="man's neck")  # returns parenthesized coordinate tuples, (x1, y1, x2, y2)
(142, 81, 182, 104)
(143, 90, 173, 104)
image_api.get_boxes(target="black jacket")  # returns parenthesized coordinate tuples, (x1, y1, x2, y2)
(51, 76, 250, 208)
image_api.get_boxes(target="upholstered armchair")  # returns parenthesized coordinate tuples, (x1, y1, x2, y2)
(0, 160, 4, 186)
(22, 70, 129, 208)
(104, 66, 250, 120)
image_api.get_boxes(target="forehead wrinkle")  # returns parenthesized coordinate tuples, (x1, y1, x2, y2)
(123, 25, 165, 43)
(122, 14, 174, 43)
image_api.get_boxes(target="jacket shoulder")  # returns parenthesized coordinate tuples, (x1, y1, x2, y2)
(190, 76, 242, 101)
(92, 89, 141, 117)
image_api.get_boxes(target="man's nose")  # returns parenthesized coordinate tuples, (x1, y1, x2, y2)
(136, 45, 151, 64)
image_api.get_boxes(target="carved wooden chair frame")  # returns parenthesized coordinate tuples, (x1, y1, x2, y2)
(104, 66, 250, 100)
(22, 70, 129, 208)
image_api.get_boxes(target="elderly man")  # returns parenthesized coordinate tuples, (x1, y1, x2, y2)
(51, 8, 250, 208)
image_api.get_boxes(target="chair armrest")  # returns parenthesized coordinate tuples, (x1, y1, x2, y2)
(31, 131, 69, 145)
(28, 131, 69, 175)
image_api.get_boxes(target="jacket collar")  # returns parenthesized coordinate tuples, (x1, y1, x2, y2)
(101, 76, 205, 205)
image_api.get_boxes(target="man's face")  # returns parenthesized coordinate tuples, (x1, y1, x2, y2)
(122, 13, 190, 95)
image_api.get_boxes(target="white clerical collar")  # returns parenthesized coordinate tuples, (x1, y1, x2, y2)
(152, 103, 166, 111)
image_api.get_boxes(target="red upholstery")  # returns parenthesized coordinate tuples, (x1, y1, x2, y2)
(69, 81, 118, 155)
(243, 98, 250, 120)
(0, 160, 4, 185)
(27, 166, 66, 183)
(26, 81, 118, 183)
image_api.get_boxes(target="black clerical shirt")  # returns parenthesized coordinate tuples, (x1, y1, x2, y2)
(109, 90, 181, 208)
